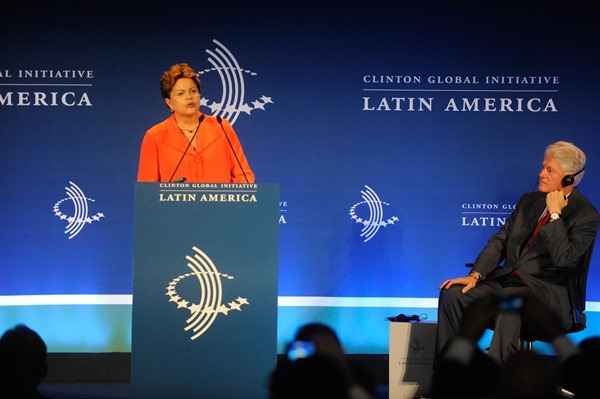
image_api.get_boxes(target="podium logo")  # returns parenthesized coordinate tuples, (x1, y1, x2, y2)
(199, 39, 274, 125)
(52, 181, 104, 239)
(165, 246, 249, 340)
(349, 185, 399, 243)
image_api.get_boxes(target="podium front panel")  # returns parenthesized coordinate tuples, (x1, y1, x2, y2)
(132, 183, 278, 399)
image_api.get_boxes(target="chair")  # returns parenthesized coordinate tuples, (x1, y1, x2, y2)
(466, 238, 596, 350)
(519, 240, 594, 349)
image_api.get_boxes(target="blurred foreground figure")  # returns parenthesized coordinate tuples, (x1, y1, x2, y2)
(433, 293, 582, 399)
(0, 324, 49, 399)
(269, 323, 375, 399)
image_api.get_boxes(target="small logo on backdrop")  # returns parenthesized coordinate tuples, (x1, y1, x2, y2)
(279, 200, 288, 225)
(349, 185, 399, 242)
(361, 73, 559, 113)
(0, 68, 94, 107)
(460, 201, 515, 227)
(198, 39, 273, 125)
(52, 181, 104, 239)
(165, 246, 249, 341)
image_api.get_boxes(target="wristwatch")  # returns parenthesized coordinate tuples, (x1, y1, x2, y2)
(550, 212, 561, 222)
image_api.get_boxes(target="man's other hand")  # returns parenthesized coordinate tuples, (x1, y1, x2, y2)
(440, 276, 478, 293)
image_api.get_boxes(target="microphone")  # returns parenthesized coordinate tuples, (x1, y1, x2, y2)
(215, 115, 250, 183)
(168, 114, 205, 183)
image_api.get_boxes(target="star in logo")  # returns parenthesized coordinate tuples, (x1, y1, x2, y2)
(236, 297, 249, 305)
(177, 300, 189, 309)
(209, 101, 221, 113)
(239, 103, 253, 115)
(217, 304, 230, 315)
(251, 100, 265, 110)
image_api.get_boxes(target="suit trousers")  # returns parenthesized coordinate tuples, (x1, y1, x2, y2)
(436, 280, 531, 364)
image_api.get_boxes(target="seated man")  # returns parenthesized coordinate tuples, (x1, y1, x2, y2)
(436, 141, 600, 363)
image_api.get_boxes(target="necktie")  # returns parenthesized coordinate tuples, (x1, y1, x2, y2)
(521, 211, 551, 253)
(531, 211, 551, 239)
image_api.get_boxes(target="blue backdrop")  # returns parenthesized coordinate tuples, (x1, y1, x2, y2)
(1, 5, 599, 353)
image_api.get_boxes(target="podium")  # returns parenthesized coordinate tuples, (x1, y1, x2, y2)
(389, 322, 436, 399)
(132, 183, 279, 399)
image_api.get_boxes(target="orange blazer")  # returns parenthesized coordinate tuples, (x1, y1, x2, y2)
(137, 114, 255, 183)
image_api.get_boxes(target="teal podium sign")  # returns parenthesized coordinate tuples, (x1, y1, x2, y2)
(132, 183, 279, 399)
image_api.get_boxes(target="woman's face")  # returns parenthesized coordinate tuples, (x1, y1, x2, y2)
(165, 77, 200, 116)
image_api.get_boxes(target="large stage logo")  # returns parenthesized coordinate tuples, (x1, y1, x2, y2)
(165, 246, 249, 340)
(198, 39, 273, 125)
(349, 185, 399, 242)
(52, 181, 104, 239)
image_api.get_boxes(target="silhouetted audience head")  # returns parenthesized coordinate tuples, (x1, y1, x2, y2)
(294, 322, 345, 361)
(0, 324, 48, 398)
(272, 323, 375, 399)
(269, 354, 350, 399)
(561, 337, 600, 399)
(432, 340, 500, 398)
(577, 336, 600, 356)
(496, 350, 560, 399)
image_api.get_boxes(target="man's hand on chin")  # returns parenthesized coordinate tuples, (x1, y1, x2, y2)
(440, 274, 479, 294)
(546, 189, 568, 215)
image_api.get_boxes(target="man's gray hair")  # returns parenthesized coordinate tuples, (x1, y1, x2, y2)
(545, 141, 587, 186)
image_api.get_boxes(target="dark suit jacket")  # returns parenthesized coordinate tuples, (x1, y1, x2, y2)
(472, 190, 600, 329)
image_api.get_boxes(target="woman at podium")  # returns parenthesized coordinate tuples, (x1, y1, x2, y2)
(137, 63, 255, 183)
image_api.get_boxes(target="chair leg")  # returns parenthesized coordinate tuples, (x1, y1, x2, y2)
(520, 339, 533, 351)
